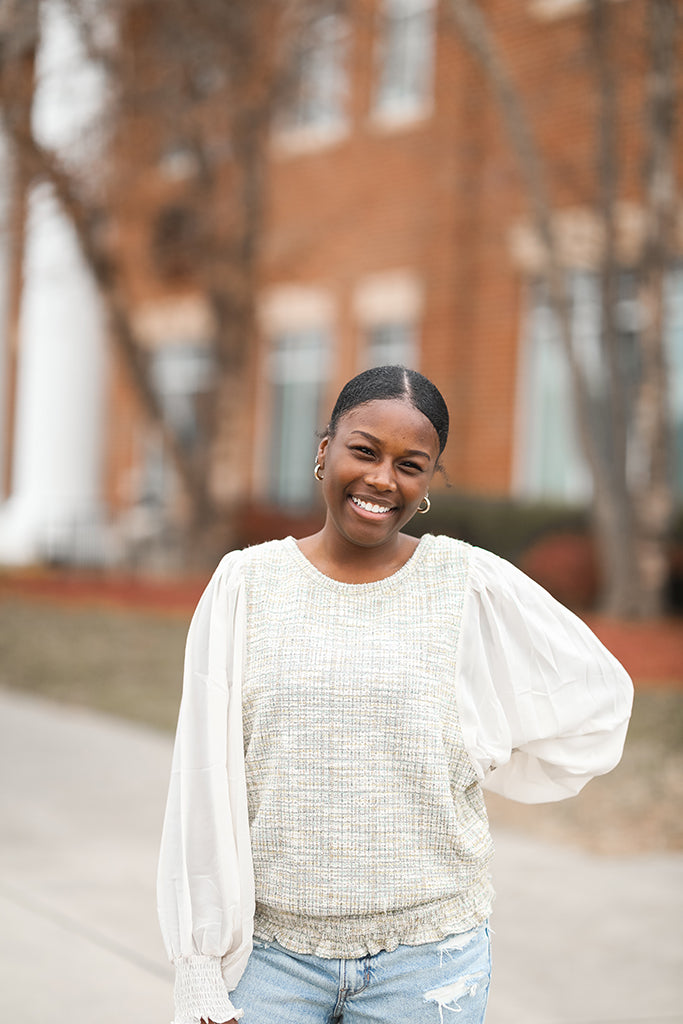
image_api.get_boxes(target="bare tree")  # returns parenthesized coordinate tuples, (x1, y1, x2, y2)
(0, 0, 328, 561)
(631, 0, 679, 614)
(446, 0, 679, 617)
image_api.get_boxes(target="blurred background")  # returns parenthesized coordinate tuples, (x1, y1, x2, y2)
(0, 1, 682, 1021)
(0, 0, 681, 617)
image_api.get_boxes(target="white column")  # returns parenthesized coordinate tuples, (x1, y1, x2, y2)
(0, 129, 13, 502)
(0, 0, 109, 564)
(0, 184, 107, 563)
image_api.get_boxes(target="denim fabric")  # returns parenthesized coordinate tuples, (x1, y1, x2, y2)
(229, 923, 491, 1023)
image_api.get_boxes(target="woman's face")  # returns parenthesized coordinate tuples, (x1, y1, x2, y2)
(316, 398, 440, 551)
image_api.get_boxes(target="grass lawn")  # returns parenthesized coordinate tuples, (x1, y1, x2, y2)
(0, 597, 188, 733)
(1, 595, 681, 854)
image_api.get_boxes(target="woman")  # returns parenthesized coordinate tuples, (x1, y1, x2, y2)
(158, 365, 633, 1024)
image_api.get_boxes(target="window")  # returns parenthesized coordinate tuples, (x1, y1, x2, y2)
(267, 328, 331, 508)
(354, 270, 422, 369)
(276, 14, 348, 145)
(158, 141, 200, 182)
(129, 298, 214, 514)
(514, 285, 591, 500)
(150, 343, 214, 453)
(515, 269, 683, 501)
(373, 0, 435, 124)
(135, 343, 213, 513)
(364, 321, 418, 368)
(529, 0, 626, 21)
(528, 0, 586, 18)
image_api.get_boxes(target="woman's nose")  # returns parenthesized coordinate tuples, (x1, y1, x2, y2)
(364, 459, 397, 491)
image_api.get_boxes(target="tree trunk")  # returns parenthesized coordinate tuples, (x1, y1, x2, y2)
(629, 0, 678, 616)
(447, 0, 677, 617)
(588, 0, 641, 614)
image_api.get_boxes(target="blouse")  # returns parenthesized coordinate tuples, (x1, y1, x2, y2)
(157, 536, 633, 1024)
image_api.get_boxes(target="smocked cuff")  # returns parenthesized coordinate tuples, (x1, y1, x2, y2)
(173, 954, 243, 1023)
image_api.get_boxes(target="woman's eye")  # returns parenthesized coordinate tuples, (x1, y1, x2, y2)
(401, 461, 422, 472)
(352, 446, 375, 457)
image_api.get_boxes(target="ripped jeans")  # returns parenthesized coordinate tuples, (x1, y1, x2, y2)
(228, 923, 491, 1024)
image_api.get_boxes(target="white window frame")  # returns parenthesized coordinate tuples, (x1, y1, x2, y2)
(353, 270, 422, 369)
(132, 297, 215, 505)
(266, 329, 332, 508)
(273, 13, 350, 155)
(514, 267, 683, 501)
(150, 343, 214, 453)
(364, 322, 418, 369)
(529, 0, 625, 21)
(513, 283, 591, 502)
(371, 0, 436, 129)
(257, 286, 335, 508)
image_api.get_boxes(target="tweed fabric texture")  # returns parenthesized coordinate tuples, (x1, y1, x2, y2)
(241, 534, 494, 958)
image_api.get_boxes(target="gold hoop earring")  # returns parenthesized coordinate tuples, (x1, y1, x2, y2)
(417, 495, 430, 514)
(314, 461, 324, 482)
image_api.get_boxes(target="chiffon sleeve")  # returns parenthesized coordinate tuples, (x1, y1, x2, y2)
(157, 550, 254, 1024)
(455, 546, 634, 804)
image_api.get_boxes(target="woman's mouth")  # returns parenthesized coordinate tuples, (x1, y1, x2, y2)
(349, 495, 395, 516)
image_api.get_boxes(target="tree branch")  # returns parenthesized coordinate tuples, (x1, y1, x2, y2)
(445, 0, 606, 489)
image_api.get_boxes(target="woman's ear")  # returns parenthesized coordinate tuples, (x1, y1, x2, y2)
(317, 436, 329, 466)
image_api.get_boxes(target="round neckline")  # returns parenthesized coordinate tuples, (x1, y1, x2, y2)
(283, 533, 434, 591)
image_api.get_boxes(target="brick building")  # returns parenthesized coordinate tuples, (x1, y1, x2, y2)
(1, 0, 681, 565)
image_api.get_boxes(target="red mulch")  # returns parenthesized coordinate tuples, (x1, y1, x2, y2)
(0, 569, 208, 618)
(582, 614, 682, 687)
(1, 569, 681, 687)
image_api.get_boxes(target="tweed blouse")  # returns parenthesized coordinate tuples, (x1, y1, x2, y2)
(157, 535, 633, 1024)
(243, 534, 493, 957)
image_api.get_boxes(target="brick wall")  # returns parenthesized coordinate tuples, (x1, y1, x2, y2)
(106, 0, 677, 526)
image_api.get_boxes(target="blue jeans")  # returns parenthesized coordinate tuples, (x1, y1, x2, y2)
(229, 923, 491, 1023)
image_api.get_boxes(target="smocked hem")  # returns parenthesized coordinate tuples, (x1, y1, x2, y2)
(172, 954, 243, 1023)
(252, 881, 494, 959)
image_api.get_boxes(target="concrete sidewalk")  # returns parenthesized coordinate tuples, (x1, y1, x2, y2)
(0, 687, 681, 1024)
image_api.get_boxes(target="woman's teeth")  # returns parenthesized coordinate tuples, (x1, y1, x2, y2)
(351, 497, 392, 514)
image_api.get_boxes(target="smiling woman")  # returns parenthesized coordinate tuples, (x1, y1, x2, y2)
(304, 394, 441, 577)
(157, 365, 634, 1024)
(298, 366, 448, 582)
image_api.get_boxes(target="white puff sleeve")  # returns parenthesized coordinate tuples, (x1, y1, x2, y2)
(455, 546, 634, 804)
(157, 550, 255, 1024)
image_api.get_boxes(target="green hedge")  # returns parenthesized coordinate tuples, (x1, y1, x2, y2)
(405, 492, 591, 564)
(408, 493, 683, 562)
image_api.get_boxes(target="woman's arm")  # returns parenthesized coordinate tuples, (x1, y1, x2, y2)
(157, 552, 254, 1024)
(455, 546, 634, 803)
